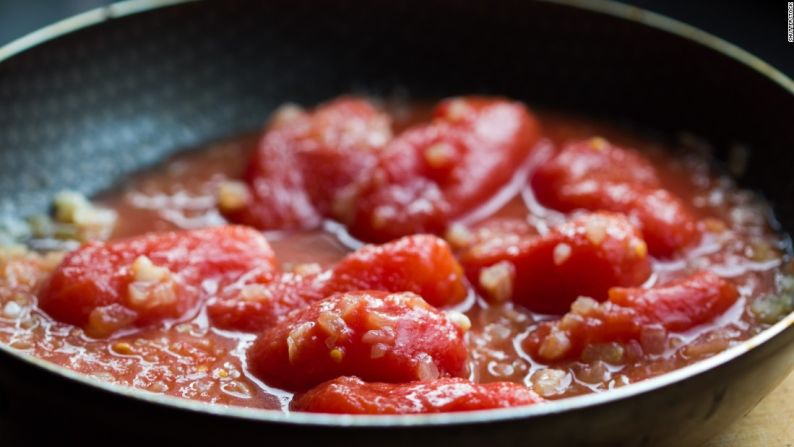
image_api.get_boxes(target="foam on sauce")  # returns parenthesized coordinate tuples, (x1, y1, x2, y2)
(0, 108, 789, 408)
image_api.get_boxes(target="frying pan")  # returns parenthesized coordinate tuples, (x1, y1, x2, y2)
(1, 0, 793, 445)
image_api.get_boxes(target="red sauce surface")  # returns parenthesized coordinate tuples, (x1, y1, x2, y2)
(0, 99, 790, 412)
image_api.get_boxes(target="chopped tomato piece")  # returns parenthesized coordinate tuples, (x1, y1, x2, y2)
(523, 272, 739, 362)
(207, 235, 467, 331)
(608, 271, 740, 332)
(226, 97, 391, 230)
(326, 234, 467, 308)
(346, 97, 540, 242)
(532, 137, 662, 190)
(460, 212, 651, 314)
(39, 226, 275, 337)
(291, 376, 542, 414)
(246, 291, 469, 391)
(531, 138, 700, 256)
(206, 268, 326, 333)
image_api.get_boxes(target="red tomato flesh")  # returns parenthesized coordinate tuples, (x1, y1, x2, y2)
(291, 376, 543, 414)
(227, 97, 391, 230)
(39, 226, 276, 337)
(523, 271, 740, 362)
(207, 234, 467, 332)
(246, 290, 469, 391)
(347, 97, 540, 241)
(460, 212, 652, 314)
(325, 234, 467, 308)
(531, 138, 700, 257)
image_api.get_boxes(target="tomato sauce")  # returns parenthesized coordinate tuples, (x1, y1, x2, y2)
(0, 98, 790, 412)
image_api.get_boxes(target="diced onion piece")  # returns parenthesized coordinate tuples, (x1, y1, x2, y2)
(479, 261, 515, 303)
(317, 310, 349, 347)
(2, 301, 22, 319)
(329, 348, 345, 363)
(553, 243, 572, 266)
(287, 322, 315, 364)
(86, 304, 137, 338)
(239, 284, 271, 302)
(444, 223, 474, 249)
(570, 296, 599, 316)
(270, 103, 305, 127)
(538, 330, 571, 361)
(445, 311, 472, 332)
(416, 353, 440, 381)
(131, 255, 171, 282)
(216, 181, 250, 212)
(532, 369, 571, 397)
(585, 216, 607, 245)
(424, 142, 456, 168)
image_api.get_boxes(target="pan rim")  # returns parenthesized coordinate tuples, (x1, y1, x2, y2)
(0, 0, 793, 427)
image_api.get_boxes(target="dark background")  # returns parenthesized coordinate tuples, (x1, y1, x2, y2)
(0, 0, 791, 79)
(0, 1, 790, 79)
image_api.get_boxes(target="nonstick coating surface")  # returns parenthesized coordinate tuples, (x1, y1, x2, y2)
(0, 1, 793, 445)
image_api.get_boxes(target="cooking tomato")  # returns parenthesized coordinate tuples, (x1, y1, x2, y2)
(523, 272, 739, 362)
(291, 376, 543, 414)
(531, 138, 700, 256)
(346, 97, 540, 241)
(247, 291, 470, 391)
(460, 212, 651, 314)
(207, 234, 467, 331)
(39, 226, 276, 337)
(226, 97, 391, 230)
(326, 234, 467, 307)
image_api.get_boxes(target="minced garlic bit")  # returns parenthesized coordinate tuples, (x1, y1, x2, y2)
(570, 296, 599, 316)
(581, 342, 625, 364)
(370, 205, 394, 229)
(53, 190, 117, 241)
(86, 304, 137, 338)
(445, 98, 472, 122)
(702, 217, 728, 234)
(585, 216, 607, 245)
(445, 310, 472, 332)
(131, 255, 171, 282)
(3, 301, 22, 319)
(532, 368, 571, 397)
(215, 181, 250, 212)
(630, 239, 648, 258)
(424, 142, 456, 169)
(416, 353, 440, 381)
(478, 261, 515, 303)
(361, 327, 396, 345)
(112, 342, 134, 355)
(287, 322, 315, 364)
(750, 292, 794, 324)
(558, 313, 584, 331)
(317, 310, 349, 347)
(369, 343, 388, 359)
(682, 338, 730, 359)
(552, 242, 572, 266)
(589, 136, 608, 151)
(269, 103, 305, 127)
(292, 263, 322, 276)
(127, 256, 177, 310)
(538, 329, 572, 361)
(239, 284, 271, 302)
(127, 282, 177, 309)
(329, 348, 344, 363)
(444, 223, 474, 249)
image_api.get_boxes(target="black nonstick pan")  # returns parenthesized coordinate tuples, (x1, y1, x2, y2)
(1, 0, 793, 445)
